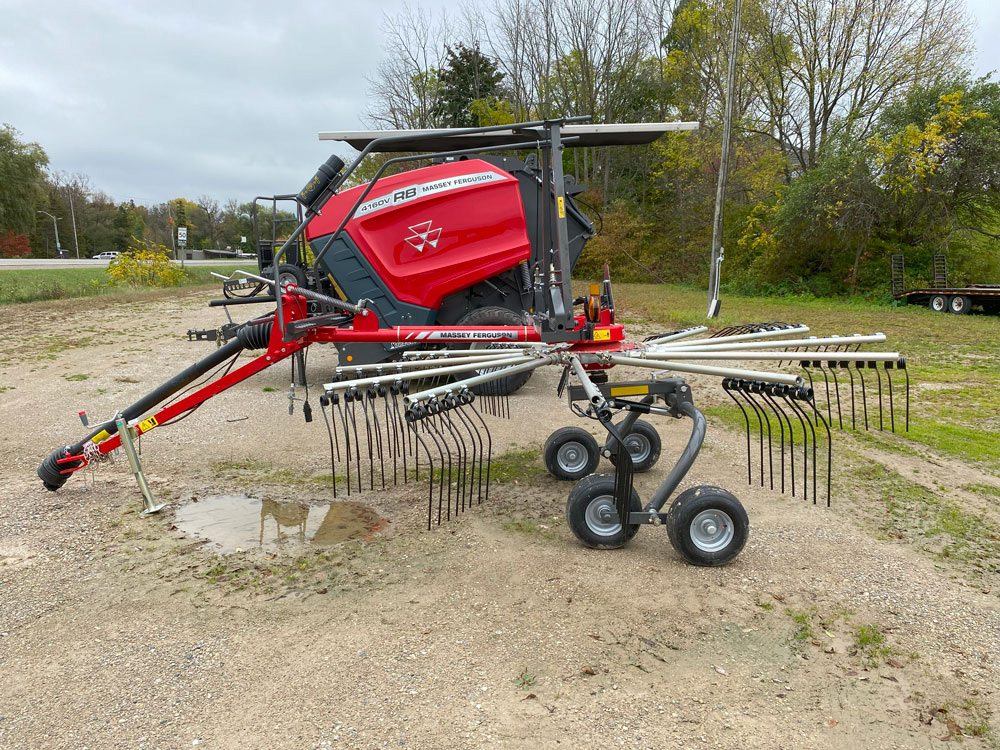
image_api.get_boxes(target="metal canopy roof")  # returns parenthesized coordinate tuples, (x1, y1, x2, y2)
(318, 122, 700, 152)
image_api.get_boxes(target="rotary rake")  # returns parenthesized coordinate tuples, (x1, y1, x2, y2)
(36, 117, 911, 567)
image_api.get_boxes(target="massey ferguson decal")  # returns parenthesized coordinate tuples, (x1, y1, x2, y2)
(405, 220, 441, 253)
(356, 170, 506, 217)
(400, 329, 524, 341)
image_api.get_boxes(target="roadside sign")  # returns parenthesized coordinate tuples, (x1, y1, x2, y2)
(178, 227, 188, 247)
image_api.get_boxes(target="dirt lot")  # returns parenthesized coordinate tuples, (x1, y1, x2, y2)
(1, 290, 998, 749)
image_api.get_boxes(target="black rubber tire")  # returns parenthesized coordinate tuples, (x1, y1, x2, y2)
(949, 294, 971, 315)
(928, 294, 947, 313)
(665, 486, 749, 567)
(566, 474, 642, 549)
(270, 264, 307, 291)
(544, 427, 600, 480)
(611, 419, 661, 473)
(452, 305, 532, 395)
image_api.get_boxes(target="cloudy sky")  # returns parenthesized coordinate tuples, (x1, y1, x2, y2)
(2, 0, 998, 206)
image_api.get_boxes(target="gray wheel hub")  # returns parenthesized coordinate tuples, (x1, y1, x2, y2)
(689, 509, 734, 552)
(625, 433, 651, 463)
(557, 441, 589, 473)
(584, 494, 621, 536)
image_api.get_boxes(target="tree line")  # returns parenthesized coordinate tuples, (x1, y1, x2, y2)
(0, 125, 278, 260)
(367, 0, 1000, 294)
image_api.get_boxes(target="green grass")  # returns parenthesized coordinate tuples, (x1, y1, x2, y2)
(490, 447, 545, 483)
(850, 455, 1000, 573)
(0, 264, 257, 305)
(854, 624, 893, 666)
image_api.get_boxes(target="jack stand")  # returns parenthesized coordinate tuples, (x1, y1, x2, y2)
(114, 413, 165, 515)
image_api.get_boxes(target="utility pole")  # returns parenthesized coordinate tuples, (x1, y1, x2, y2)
(66, 189, 80, 259)
(37, 210, 63, 258)
(707, 0, 742, 319)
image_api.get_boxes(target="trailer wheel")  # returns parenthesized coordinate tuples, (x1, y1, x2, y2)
(609, 420, 661, 473)
(928, 294, 947, 312)
(566, 474, 641, 549)
(949, 294, 971, 315)
(453, 306, 532, 395)
(544, 427, 600, 480)
(665, 486, 748, 566)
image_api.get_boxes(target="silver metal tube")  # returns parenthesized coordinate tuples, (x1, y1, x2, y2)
(402, 344, 550, 358)
(603, 355, 802, 386)
(403, 355, 557, 405)
(641, 326, 708, 346)
(325, 355, 532, 393)
(635, 350, 900, 362)
(335, 352, 532, 375)
(654, 325, 810, 349)
(650, 333, 886, 352)
(570, 356, 605, 407)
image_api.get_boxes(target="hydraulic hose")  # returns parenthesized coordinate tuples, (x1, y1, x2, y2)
(37, 324, 266, 491)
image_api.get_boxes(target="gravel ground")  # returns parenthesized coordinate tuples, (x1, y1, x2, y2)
(1, 291, 997, 749)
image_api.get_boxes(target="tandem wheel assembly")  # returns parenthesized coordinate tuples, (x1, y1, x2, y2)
(556, 375, 750, 566)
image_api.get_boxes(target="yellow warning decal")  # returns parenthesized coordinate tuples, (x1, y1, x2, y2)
(593, 328, 611, 341)
(137, 416, 158, 433)
(610, 385, 650, 397)
(557, 196, 565, 218)
(90, 429, 111, 444)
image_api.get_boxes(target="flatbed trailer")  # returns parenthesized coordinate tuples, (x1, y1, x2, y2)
(891, 254, 1000, 314)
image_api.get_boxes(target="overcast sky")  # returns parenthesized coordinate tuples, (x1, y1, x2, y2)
(2, 0, 999, 206)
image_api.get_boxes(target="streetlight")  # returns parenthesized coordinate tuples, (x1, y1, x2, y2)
(36, 210, 64, 258)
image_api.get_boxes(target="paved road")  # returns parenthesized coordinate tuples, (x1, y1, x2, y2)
(0, 258, 255, 270)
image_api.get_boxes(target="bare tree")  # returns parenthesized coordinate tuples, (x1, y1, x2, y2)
(745, 0, 973, 169)
(365, 5, 449, 129)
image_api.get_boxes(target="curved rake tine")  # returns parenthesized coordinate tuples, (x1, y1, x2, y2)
(771, 386, 797, 497)
(874, 364, 884, 431)
(442, 409, 467, 514)
(320, 397, 337, 498)
(427, 411, 453, 520)
(845, 363, 857, 430)
(760, 386, 787, 494)
(829, 363, 844, 430)
(818, 360, 833, 426)
(723, 379, 752, 486)
(384, 388, 399, 485)
(336, 398, 352, 495)
(368, 389, 386, 490)
(346, 392, 363, 493)
(801, 366, 816, 424)
(885, 364, 896, 434)
(469, 399, 493, 504)
(420, 412, 446, 524)
(737, 382, 766, 487)
(391, 389, 408, 483)
(902, 359, 910, 432)
(358, 393, 376, 491)
(784, 392, 813, 503)
(406, 416, 435, 530)
(811, 399, 833, 507)
(452, 402, 481, 505)
(779, 389, 803, 499)
(751, 382, 774, 490)
(856, 364, 869, 431)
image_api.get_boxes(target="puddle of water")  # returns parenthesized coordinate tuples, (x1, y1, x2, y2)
(174, 494, 385, 554)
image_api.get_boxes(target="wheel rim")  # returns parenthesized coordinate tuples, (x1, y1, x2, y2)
(625, 433, 651, 464)
(584, 494, 622, 536)
(689, 509, 734, 553)
(951, 296, 965, 312)
(278, 272, 298, 290)
(932, 297, 945, 311)
(557, 441, 589, 473)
